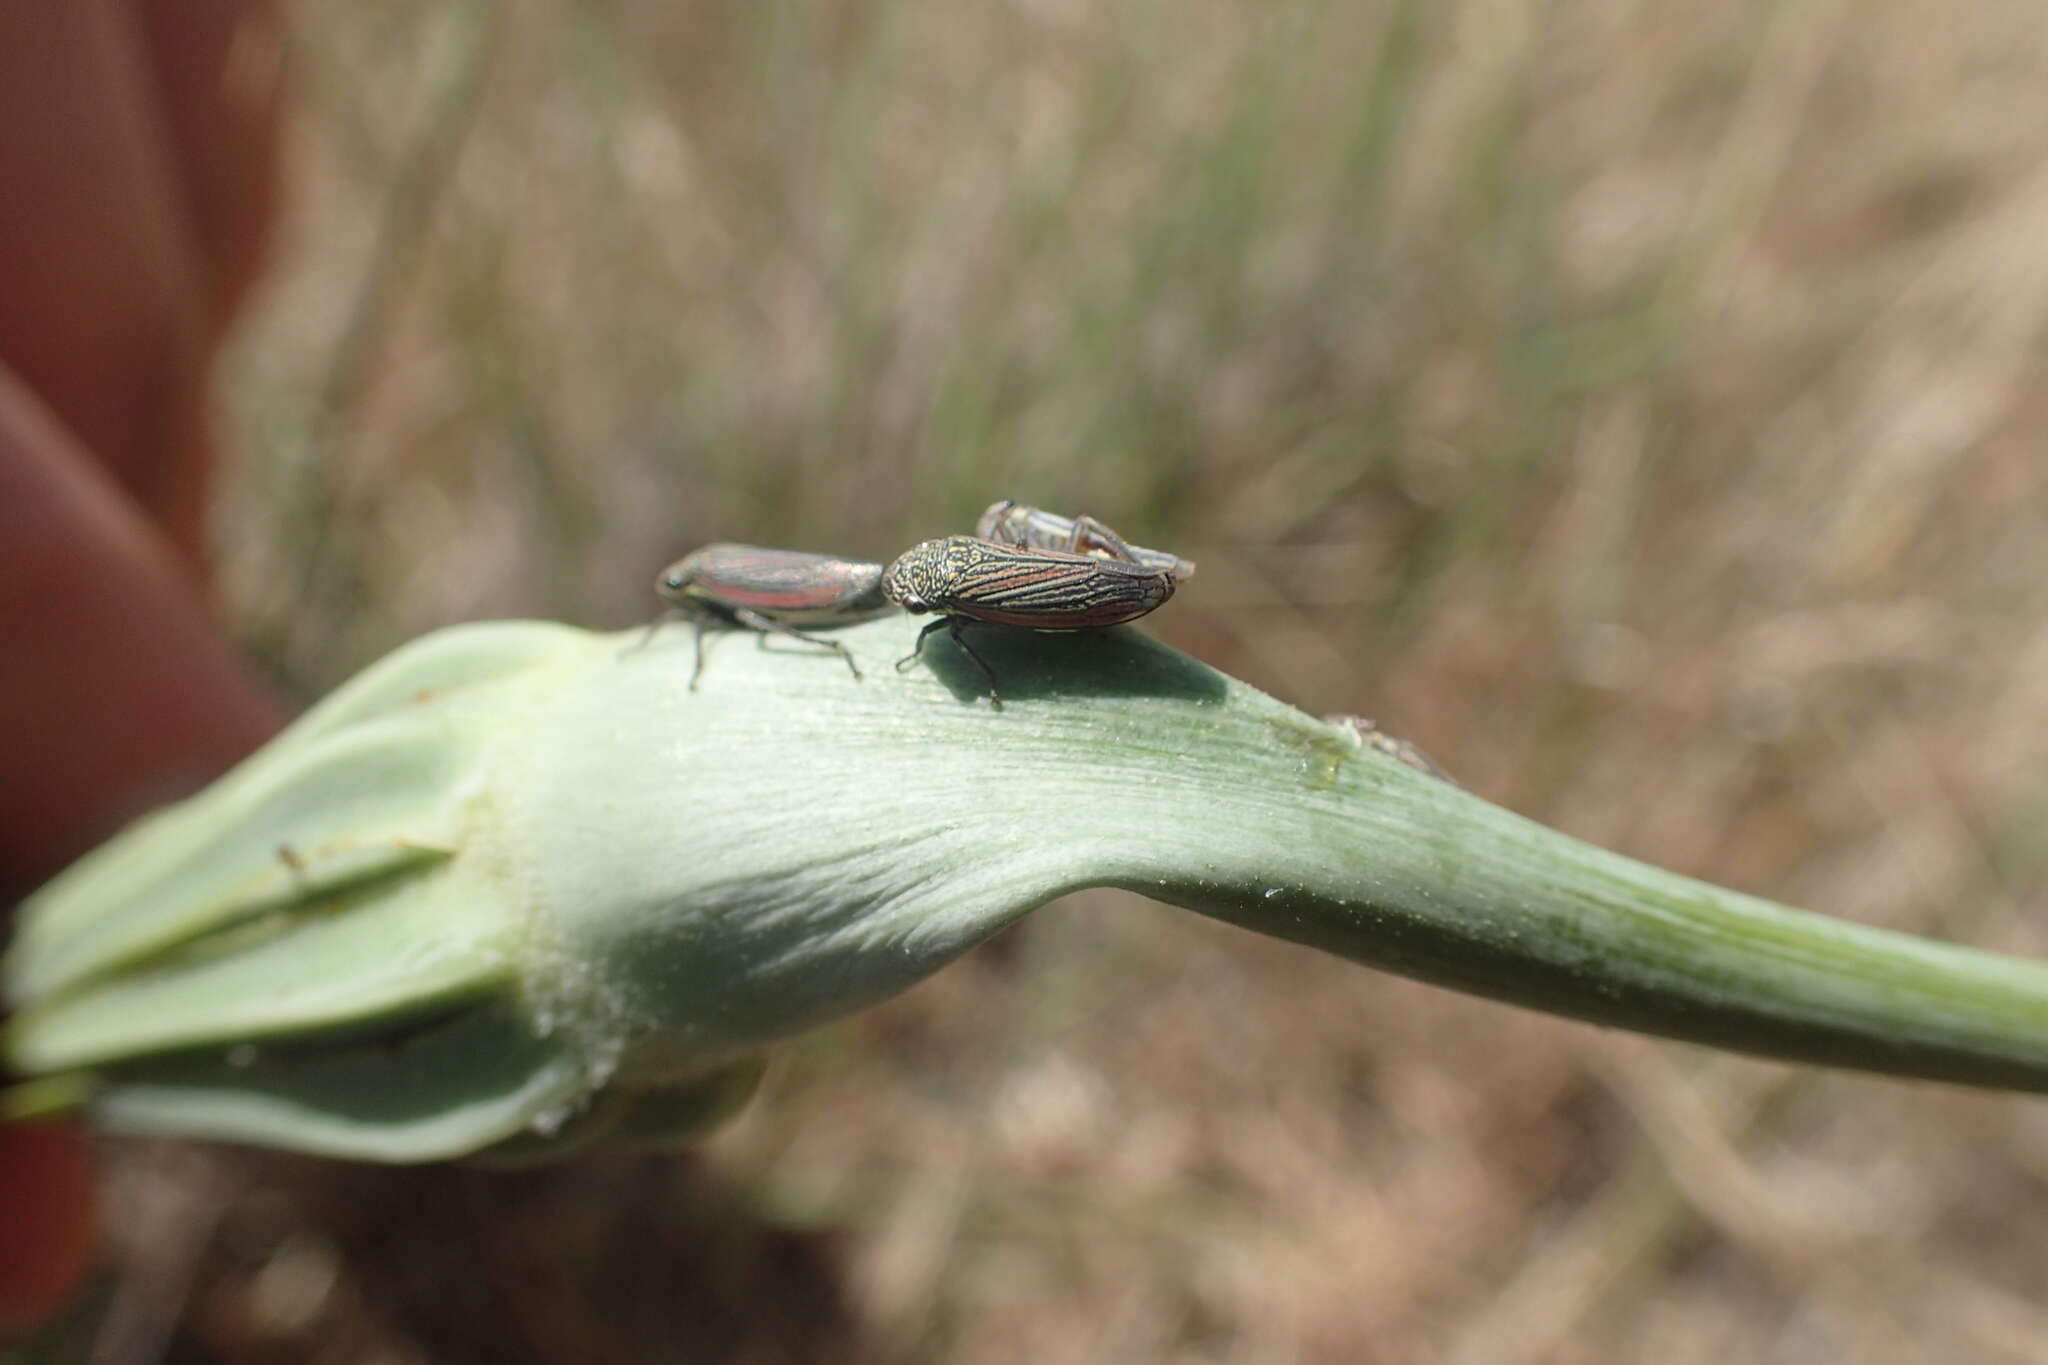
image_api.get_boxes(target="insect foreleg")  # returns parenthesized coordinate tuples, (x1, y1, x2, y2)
(689, 614, 712, 691)
(897, 618, 953, 673)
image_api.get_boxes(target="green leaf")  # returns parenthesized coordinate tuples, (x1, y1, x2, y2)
(9, 613, 2048, 1163)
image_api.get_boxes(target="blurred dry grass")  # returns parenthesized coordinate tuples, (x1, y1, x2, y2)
(65, 0, 2048, 1361)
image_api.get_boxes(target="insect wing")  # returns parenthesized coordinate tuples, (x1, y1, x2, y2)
(684, 545, 888, 623)
(974, 502, 1195, 581)
(941, 544, 1172, 629)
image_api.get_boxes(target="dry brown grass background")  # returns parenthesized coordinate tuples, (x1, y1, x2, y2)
(59, 0, 2048, 1361)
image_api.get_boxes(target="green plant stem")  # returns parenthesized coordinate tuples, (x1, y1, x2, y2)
(10, 615, 2048, 1162)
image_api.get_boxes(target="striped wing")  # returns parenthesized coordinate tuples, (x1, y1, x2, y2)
(938, 542, 1174, 629)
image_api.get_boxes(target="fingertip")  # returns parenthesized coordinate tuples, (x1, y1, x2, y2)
(0, 370, 283, 895)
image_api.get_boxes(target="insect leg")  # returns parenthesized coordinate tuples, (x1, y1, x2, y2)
(627, 607, 686, 655)
(729, 606, 864, 681)
(689, 614, 712, 691)
(894, 614, 1003, 706)
(896, 617, 953, 673)
(946, 618, 1004, 709)
(1066, 514, 1143, 564)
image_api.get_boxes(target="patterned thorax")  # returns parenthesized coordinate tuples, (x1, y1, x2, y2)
(878, 538, 958, 613)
